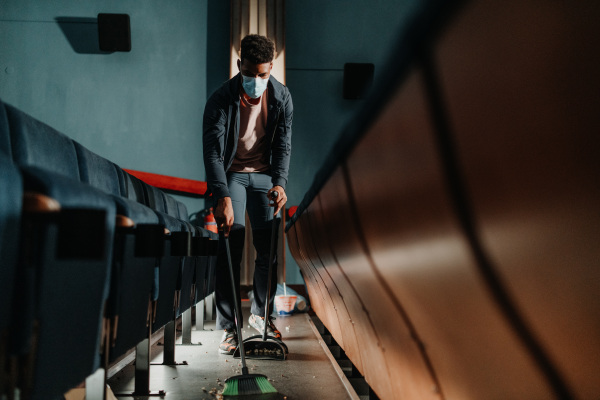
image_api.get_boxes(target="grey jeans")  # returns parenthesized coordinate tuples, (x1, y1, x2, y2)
(215, 172, 280, 330)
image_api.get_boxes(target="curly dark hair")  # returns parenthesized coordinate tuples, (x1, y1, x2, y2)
(240, 34, 275, 64)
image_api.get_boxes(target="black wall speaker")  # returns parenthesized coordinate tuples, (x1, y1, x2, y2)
(98, 13, 131, 52)
(343, 63, 375, 100)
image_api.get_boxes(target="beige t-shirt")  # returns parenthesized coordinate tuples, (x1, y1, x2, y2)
(229, 89, 270, 173)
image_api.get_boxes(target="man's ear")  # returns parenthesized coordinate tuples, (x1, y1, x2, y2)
(269, 62, 273, 71)
(237, 59, 241, 71)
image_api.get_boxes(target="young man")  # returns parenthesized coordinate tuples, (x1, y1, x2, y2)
(203, 34, 293, 354)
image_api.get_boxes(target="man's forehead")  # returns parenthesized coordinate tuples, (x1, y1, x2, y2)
(241, 59, 271, 70)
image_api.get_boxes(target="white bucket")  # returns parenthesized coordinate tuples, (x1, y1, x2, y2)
(275, 295, 297, 316)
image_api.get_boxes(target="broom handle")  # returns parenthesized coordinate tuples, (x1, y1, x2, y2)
(224, 234, 249, 375)
(263, 191, 279, 341)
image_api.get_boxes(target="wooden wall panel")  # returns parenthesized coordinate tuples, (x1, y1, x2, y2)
(286, 225, 325, 319)
(292, 216, 339, 334)
(301, 201, 347, 349)
(309, 193, 365, 373)
(307, 194, 369, 363)
(345, 68, 553, 399)
(318, 168, 394, 398)
(290, 211, 363, 372)
(435, 0, 600, 397)
(319, 167, 441, 400)
(295, 214, 343, 345)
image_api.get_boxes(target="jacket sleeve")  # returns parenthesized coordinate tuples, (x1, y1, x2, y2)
(203, 93, 230, 199)
(271, 88, 293, 189)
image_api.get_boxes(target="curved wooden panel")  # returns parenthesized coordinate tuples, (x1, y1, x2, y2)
(320, 166, 442, 400)
(308, 193, 365, 374)
(435, 0, 600, 397)
(309, 193, 370, 362)
(345, 68, 553, 399)
(288, 222, 334, 329)
(296, 207, 345, 349)
(288, 191, 364, 375)
(295, 226, 330, 325)
(318, 168, 394, 398)
(295, 214, 343, 342)
(286, 225, 325, 319)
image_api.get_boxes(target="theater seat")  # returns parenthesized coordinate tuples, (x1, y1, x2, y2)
(123, 171, 148, 205)
(18, 166, 116, 400)
(6, 104, 80, 181)
(3, 103, 116, 399)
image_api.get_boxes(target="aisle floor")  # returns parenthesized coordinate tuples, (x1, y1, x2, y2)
(107, 302, 353, 400)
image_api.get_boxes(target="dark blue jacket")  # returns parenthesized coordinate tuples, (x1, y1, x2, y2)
(203, 73, 293, 199)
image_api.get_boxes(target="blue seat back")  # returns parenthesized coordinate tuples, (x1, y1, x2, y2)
(75, 142, 123, 197)
(6, 104, 80, 181)
(145, 184, 167, 213)
(164, 193, 180, 217)
(123, 172, 148, 204)
(177, 201, 189, 222)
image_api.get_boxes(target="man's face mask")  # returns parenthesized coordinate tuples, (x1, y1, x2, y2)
(242, 75, 269, 99)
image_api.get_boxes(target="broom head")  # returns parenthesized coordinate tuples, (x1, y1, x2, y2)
(222, 373, 278, 397)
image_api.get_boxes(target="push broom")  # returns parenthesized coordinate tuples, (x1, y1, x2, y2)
(221, 227, 278, 397)
(234, 192, 288, 361)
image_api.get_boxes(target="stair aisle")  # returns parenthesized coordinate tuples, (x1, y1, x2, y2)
(107, 302, 355, 399)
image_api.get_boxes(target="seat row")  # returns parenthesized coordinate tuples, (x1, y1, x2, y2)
(286, 0, 600, 399)
(0, 98, 218, 400)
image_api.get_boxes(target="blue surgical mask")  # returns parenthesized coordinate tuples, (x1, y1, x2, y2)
(242, 75, 269, 98)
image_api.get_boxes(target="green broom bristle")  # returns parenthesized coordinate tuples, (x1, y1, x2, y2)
(222, 375, 277, 397)
(255, 376, 277, 393)
(222, 379, 239, 396)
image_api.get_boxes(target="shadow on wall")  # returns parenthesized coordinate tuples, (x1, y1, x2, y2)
(55, 17, 112, 55)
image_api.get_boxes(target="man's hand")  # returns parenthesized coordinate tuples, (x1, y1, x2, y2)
(267, 186, 287, 217)
(215, 197, 234, 236)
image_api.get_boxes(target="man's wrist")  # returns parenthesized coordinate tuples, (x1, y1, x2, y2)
(210, 185, 230, 199)
(217, 196, 232, 205)
(272, 177, 286, 190)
